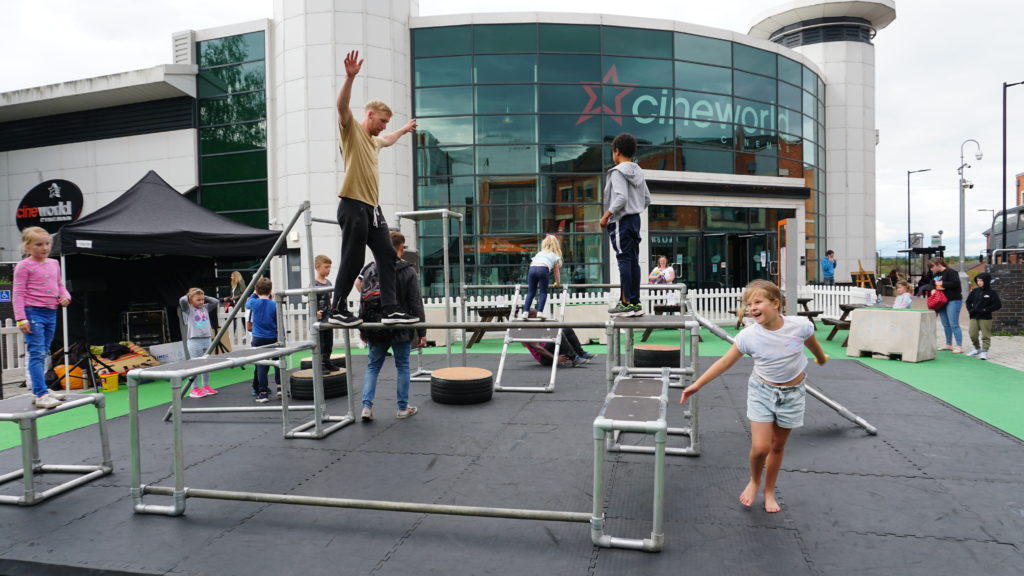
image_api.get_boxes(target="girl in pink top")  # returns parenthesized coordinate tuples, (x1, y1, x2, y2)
(13, 227, 71, 408)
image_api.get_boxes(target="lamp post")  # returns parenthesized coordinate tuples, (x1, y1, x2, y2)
(1002, 81, 1024, 255)
(907, 168, 930, 277)
(958, 139, 983, 297)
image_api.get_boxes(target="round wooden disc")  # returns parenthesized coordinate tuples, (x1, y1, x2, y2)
(431, 366, 493, 381)
(293, 368, 347, 378)
(635, 344, 679, 352)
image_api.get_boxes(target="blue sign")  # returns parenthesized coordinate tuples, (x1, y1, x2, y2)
(0, 290, 10, 303)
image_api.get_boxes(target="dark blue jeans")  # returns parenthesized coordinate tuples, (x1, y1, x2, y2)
(250, 336, 280, 395)
(608, 214, 642, 305)
(523, 265, 550, 314)
(24, 306, 57, 397)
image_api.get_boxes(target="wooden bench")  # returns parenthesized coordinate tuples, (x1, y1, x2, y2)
(797, 310, 823, 328)
(821, 317, 851, 346)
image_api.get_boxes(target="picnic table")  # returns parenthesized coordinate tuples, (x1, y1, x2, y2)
(821, 303, 865, 346)
(464, 305, 512, 349)
(795, 297, 823, 328)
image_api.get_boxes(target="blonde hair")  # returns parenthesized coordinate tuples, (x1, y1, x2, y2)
(365, 100, 392, 116)
(742, 279, 782, 307)
(895, 280, 913, 293)
(20, 226, 50, 254)
(229, 271, 243, 288)
(540, 234, 562, 258)
(314, 254, 332, 267)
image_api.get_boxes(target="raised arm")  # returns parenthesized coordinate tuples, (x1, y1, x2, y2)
(378, 119, 417, 148)
(337, 50, 363, 128)
(680, 344, 742, 403)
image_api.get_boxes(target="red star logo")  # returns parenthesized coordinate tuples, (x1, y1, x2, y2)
(576, 65, 636, 126)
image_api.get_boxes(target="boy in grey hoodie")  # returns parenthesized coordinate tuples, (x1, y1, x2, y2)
(600, 133, 651, 317)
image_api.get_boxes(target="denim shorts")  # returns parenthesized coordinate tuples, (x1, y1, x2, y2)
(746, 372, 806, 429)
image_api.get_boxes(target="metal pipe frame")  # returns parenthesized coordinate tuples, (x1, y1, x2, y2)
(592, 368, 670, 551)
(689, 310, 878, 436)
(493, 284, 568, 393)
(0, 394, 112, 506)
(607, 317, 702, 457)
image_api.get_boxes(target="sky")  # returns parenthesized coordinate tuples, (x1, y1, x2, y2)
(2, 0, 1021, 260)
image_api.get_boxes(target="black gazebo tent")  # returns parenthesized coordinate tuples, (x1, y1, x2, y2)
(53, 170, 281, 345)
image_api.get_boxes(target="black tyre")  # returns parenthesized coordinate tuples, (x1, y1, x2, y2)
(634, 344, 680, 368)
(299, 354, 346, 371)
(430, 367, 493, 405)
(289, 368, 347, 400)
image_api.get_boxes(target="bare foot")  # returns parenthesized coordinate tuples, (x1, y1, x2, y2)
(763, 492, 781, 513)
(739, 480, 758, 508)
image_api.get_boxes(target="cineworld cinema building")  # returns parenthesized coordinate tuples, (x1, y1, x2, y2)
(0, 0, 895, 296)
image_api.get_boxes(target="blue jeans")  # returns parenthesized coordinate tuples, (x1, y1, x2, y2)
(24, 307, 57, 397)
(608, 214, 642, 305)
(250, 336, 280, 395)
(362, 340, 412, 410)
(937, 299, 963, 346)
(522, 266, 550, 314)
(187, 337, 212, 388)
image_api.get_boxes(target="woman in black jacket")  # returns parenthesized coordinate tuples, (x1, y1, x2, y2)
(965, 272, 1002, 360)
(928, 257, 964, 353)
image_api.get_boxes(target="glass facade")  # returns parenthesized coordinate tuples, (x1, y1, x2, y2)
(193, 31, 269, 229)
(412, 24, 825, 293)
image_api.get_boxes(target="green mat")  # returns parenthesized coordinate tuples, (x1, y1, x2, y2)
(3, 326, 1021, 451)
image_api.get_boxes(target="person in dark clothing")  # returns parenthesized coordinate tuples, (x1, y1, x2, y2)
(928, 257, 964, 353)
(313, 255, 336, 373)
(524, 310, 596, 367)
(356, 232, 426, 421)
(965, 272, 1002, 360)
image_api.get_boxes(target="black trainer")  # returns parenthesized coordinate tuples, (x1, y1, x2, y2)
(328, 309, 362, 327)
(381, 311, 419, 325)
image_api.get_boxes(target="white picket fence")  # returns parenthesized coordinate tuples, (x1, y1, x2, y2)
(2, 285, 866, 384)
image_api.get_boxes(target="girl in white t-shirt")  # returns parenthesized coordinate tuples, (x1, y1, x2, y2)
(681, 279, 827, 513)
(521, 234, 562, 320)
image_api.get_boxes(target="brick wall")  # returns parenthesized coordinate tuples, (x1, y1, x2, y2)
(991, 263, 1024, 333)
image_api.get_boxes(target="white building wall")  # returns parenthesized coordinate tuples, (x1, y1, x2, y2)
(0, 130, 198, 261)
(796, 40, 877, 283)
(270, 0, 418, 297)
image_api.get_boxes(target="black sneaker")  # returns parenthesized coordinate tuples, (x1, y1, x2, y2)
(328, 310, 362, 327)
(381, 311, 419, 325)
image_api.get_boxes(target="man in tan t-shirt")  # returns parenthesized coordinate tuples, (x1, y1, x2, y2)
(329, 50, 419, 327)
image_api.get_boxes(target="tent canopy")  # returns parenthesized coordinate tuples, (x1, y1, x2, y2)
(54, 170, 280, 258)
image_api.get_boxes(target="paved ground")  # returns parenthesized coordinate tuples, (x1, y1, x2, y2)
(2, 350, 1024, 576)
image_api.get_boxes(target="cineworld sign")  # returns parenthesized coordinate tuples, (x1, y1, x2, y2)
(577, 66, 794, 144)
(15, 179, 84, 234)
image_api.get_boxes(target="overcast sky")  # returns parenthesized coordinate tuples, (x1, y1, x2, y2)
(2, 0, 1020, 260)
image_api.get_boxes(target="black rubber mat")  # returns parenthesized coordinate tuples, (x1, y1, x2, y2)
(2, 356, 1024, 575)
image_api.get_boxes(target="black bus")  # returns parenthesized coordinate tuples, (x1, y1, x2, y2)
(987, 205, 1024, 263)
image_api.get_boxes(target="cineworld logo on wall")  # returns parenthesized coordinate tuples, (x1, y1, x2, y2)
(15, 179, 84, 234)
(577, 65, 794, 146)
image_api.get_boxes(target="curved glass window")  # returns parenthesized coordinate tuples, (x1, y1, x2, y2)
(675, 33, 730, 66)
(606, 116, 673, 146)
(477, 145, 539, 174)
(680, 148, 734, 173)
(417, 176, 475, 207)
(413, 26, 471, 57)
(603, 56, 673, 87)
(675, 62, 731, 94)
(539, 24, 599, 53)
(475, 115, 536, 145)
(734, 98, 776, 133)
(603, 26, 672, 58)
(538, 54, 601, 83)
(677, 121, 734, 149)
(416, 117, 474, 146)
(416, 146, 474, 178)
(474, 24, 536, 53)
(539, 114, 603, 144)
(476, 85, 535, 114)
(778, 82, 801, 113)
(734, 71, 776, 104)
(778, 56, 801, 86)
(803, 66, 818, 95)
(673, 90, 732, 124)
(540, 145, 602, 173)
(540, 84, 597, 114)
(415, 87, 473, 117)
(803, 91, 816, 119)
(734, 45, 776, 76)
(415, 56, 471, 87)
(777, 108, 800, 138)
(475, 54, 535, 83)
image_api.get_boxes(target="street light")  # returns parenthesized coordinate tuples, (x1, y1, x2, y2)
(958, 139, 983, 296)
(959, 139, 983, 271)
(1002, 81, 1024, 255)
(907, 168, 930, 277)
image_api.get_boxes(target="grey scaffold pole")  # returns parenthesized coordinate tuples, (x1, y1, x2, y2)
(690, 311, 878, 435)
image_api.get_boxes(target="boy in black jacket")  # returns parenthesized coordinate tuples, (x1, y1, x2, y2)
(965, 272, 1002, 360)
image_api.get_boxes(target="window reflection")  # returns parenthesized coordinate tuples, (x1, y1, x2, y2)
(198, 62, 266, 98)
(539, 24, 599, 53)
(734, 44, 776, 76)
(539, 114, 603, 144)
(602, 56, 673, 87)
(415, 146, 474, 178)
(539, 145, 602, 173)
(413, 26, 471, 58)
(415, 56, 472, 87)
(476, 145, 538, 174)
(415, 87, 473, 117)
(538, 54, 601, 83)
(734, 71, 776, 104)
(416, 176, 475, 207)
(199, 32, 264, 68)
(475, 54, 536, 83)
(475, 115, 536, 144)
(474, 24, 537, 53)
(476, 85, 536, 114)
(674, 33, 730, 66)
(415, 117, 474, 146)
(675, 62, 731, 94)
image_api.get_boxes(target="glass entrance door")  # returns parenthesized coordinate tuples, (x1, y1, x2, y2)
(649, 233, 697, 286)
(650, 231, 776, 289)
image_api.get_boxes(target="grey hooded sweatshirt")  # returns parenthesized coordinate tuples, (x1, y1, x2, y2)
(603, 162, 651, 223)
